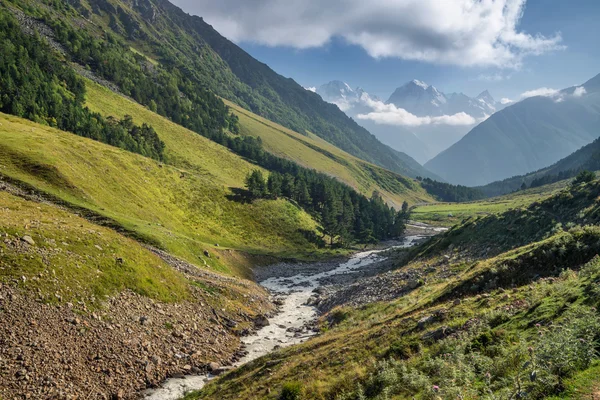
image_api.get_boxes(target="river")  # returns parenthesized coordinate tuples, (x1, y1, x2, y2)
(143, 235, 426, 399)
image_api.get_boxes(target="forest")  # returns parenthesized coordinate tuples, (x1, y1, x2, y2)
(1, 3, 407, 246)
(0, 12, 165, 160)
(417, 177, 484, 202)
(245, 168, 409, 246)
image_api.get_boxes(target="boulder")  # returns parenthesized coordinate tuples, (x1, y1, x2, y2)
(21, 235, 35, 246)
(254, 315, 270, 328)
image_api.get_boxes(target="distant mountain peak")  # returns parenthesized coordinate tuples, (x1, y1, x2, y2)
(411, 79, 430, 89)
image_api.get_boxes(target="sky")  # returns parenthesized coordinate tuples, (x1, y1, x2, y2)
(170, 0, 600, 102)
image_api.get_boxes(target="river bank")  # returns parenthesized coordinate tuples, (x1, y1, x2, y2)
(144, 233, 435, 399)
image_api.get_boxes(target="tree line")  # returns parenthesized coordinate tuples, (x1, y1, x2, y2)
(4, 2, 409, 246)
(0, 12, 165, 160)
(417, 177, 484, 202)
(41, 7, 240, 141)
(245, 169, 409, 246)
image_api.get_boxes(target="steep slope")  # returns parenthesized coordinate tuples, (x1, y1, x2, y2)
(479, 135, 600, 197)
(221, 99, 435, 208)
(187, 180, 600, 400)
(45, 0, 429, 179)
(0, 111, 323, 273)
(0, 187, 275, 399)
(426, 74, 600, 186)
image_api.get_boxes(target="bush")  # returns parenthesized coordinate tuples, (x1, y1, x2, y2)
(279, 381, 304, 400)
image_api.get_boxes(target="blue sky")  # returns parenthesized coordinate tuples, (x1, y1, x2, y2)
(173, 0, 599, 101)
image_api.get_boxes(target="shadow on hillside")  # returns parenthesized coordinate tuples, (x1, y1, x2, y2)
(226, 187, 253, 204)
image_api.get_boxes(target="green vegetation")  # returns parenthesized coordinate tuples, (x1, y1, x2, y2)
(224, 99, 434, 208)
(188, 179, 600, 399)
(411, 179, 568, 227)
(0, 11, 164, 160)
(416, 177, 484, 202)
(245, 169, 410, 246)
(10, 0, 435, 180)
(0, 190, 189, 304)
(0, 112, 323, 274)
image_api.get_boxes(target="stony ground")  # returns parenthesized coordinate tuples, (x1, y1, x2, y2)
(0, 180, 275, 399)
(0, 267, 273, 400)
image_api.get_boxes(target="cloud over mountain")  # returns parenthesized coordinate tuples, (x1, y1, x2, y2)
(173, 0, 564, 68)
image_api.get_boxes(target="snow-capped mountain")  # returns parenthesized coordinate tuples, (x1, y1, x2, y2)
(316, 81, 431, 163)
(315, 79, 506, 164)
(387, 80, 503, 118)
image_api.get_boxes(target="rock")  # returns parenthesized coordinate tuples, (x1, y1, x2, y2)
(21, 235, 35, 246)
(211, 366, 232, 376)
(453, 299, 462, 306)
(203, 250, 211, 258)
(417, 316, 435, 330)
(254, 315, 270, 328)
(94, 245, 103, 251)
(208, 362, 220, 372)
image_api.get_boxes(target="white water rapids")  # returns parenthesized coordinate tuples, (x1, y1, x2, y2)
(143, 236, 423, 399)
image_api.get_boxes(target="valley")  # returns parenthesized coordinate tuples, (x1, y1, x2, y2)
(0, 0, 599, 399)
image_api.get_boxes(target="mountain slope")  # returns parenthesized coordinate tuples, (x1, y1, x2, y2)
(187, 180, 600, 400)
(479, 135, 600, 197)
(62, 0, 429, 179)
(221, 99, 435, 208)
(426, 74, 600, 186)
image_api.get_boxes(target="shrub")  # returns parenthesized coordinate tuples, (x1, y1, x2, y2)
(279, 381, 304, 400)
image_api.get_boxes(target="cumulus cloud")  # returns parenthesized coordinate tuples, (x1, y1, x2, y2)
(500, 98, 514, 105)
(356, 95, 479, 127)
(573, 86, 587, 97)
(304, 86, 317, 93)
(172, 0, 564, 68)
(519, 87, 560, 99)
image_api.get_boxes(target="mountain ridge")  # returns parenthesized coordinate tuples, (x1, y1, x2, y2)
(425, 73, 600, 186)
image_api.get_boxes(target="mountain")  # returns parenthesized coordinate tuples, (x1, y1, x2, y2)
(479, 134, 600, 197)
(387, 80, 501, 119)
(137, 0, 434, 180)
(316, 81, 433, 164)
(317, 79, 506, 163)
(425, 73, 600, 186)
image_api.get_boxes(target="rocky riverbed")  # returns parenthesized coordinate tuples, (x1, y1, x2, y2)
(144, 235, 430, 399)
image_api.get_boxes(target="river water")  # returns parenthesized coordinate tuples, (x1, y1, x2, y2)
(143, 235, 424, 400)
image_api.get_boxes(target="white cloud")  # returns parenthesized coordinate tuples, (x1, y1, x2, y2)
(305, 86, 317, 93)
(477, 73, 510, 82)
(500, 98, 514, 104)
(356, 95, 480, 127)
(519, 87, 559, 99)
(172, 0, 564, 68)
(573, 86, 587, 97)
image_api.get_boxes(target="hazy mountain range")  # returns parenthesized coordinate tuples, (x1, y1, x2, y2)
(426, 73, 600, 186)
(316, 80, 506, 163)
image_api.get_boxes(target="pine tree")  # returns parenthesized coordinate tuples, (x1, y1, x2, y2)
(245, 169, 267, 199)
(267, 172, 283, 199)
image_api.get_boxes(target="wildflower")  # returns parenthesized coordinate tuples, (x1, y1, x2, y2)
(433, 385, 440, 392)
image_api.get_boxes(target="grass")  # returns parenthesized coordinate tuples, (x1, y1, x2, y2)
(186, 182, 600, 399)
(411, 180, 569, 227)
(223, 99, 434, 209)
(0, 109, 325, 276)
(0, 190, 189, 305)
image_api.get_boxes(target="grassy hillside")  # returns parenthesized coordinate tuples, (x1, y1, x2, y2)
(0, 112, 325, 275)
(223, 99, 434, 208)
(188, 179, 600, 400)
(9, 0, 435, 181)
(411, 179, 569, 227)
